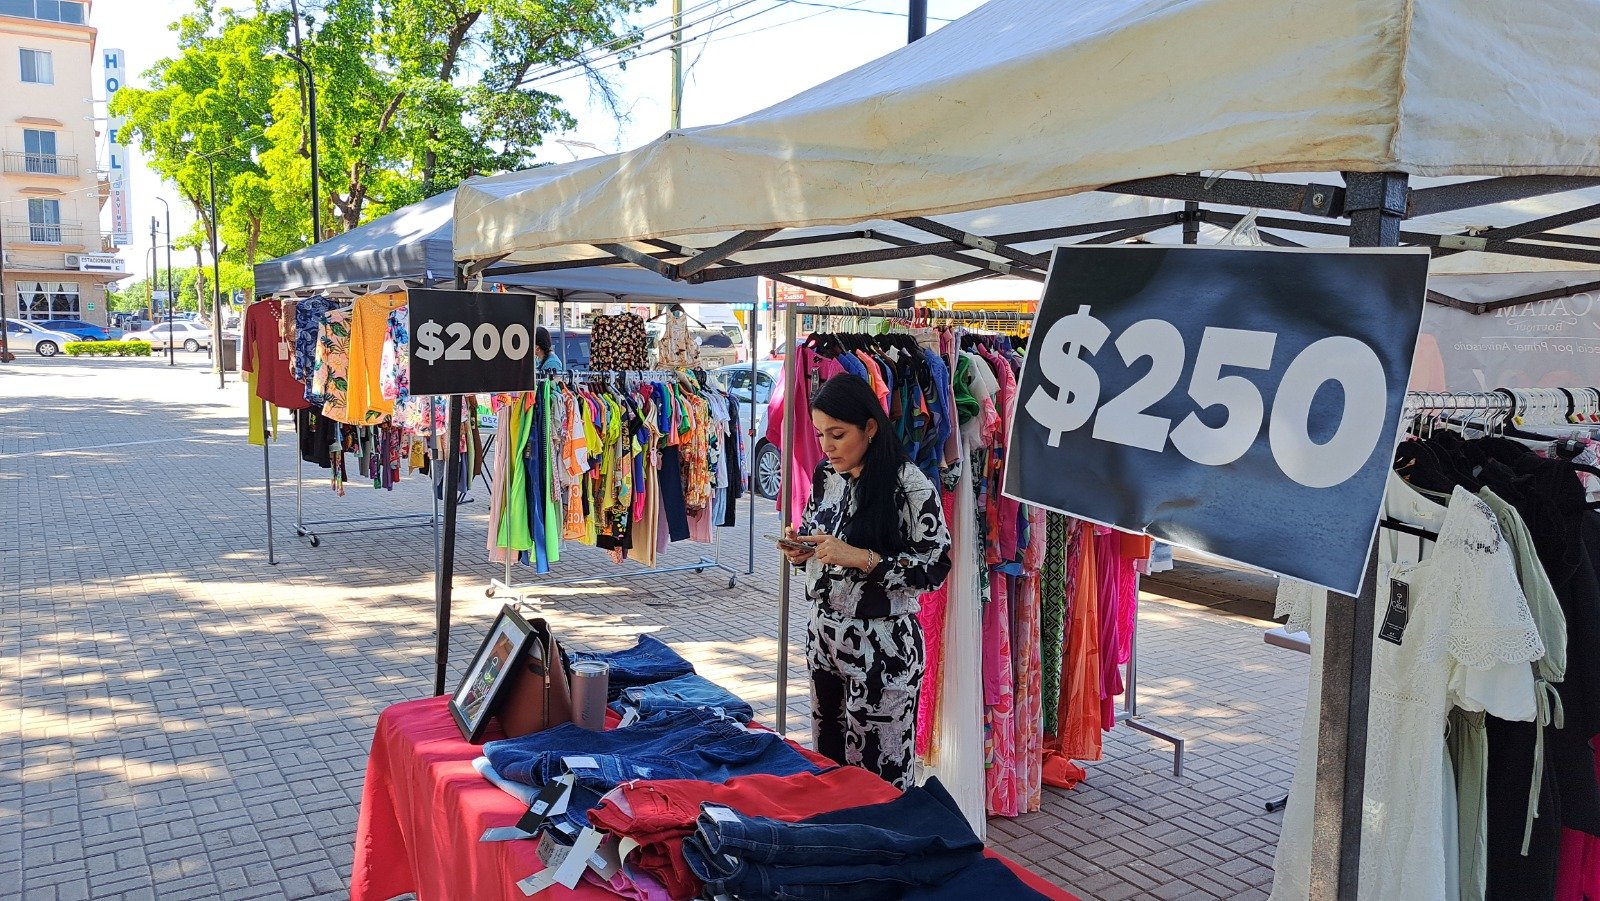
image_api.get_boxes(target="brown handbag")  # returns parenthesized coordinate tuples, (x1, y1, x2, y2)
(497, 618, 574, 738)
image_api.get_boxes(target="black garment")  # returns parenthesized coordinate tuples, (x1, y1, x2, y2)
(297, 405, 336, 469)
(718, 402, 741, 528)
(658, 444, 691, 542)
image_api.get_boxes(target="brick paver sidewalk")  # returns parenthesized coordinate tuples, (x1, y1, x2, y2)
(1, 356, 1306, 900)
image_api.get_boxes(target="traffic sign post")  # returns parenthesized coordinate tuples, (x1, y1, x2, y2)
(1002, 244, 1430, 596)
(407, 288, 541, 396)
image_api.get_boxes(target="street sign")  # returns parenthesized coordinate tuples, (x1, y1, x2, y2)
(408, 288, 540, 396)
(1002, 245, 1429, 596)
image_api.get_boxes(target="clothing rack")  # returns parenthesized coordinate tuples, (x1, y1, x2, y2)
(482, 359, 751, 603)
(251, 295, 442, 559)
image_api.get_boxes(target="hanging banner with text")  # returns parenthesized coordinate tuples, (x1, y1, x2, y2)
(408, 289, 540, 396)
(1002, 245, 1430, 596)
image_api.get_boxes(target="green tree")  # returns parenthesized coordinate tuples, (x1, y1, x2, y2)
(111, 0, 647, 282)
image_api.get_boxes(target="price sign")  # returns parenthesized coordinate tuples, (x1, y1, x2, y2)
(407, 288, 540, 396)
(1003, 245, 1429, 596)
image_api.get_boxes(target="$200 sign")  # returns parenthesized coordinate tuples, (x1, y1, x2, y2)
(406, 288, 542, 397)
(1002, 245, 1429, 596)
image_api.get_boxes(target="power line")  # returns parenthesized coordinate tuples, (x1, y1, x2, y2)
(517, 0, 779, 88)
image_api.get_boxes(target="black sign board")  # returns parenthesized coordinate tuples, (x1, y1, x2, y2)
(407, 288, 540, 396)
(1002, 245, 1429, 596)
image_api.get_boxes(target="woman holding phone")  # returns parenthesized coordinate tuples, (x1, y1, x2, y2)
(780, 374, 951, 789)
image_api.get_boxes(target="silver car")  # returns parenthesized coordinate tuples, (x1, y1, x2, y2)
(3, 318, 77, 357)
(711, 360, 784, 499)
(124, 320, 214, 352)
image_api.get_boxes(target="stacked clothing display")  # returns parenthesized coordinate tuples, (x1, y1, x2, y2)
(768, 323, 1155, 821)
(1271, 411, 1600, 901)
(484, 372, 745, 573)
(244, 294, 474, 492)
(474, 634, 1051, 900)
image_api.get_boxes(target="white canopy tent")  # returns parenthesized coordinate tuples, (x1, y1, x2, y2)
(443, 2, 1600, 895)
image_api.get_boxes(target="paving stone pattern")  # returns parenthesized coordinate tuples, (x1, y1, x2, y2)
(1, 356, 1309, 900)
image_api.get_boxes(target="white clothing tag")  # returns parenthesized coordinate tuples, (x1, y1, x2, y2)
(481, 826, 536, 842)
(278, 340, 290, 361)
(589, 834, 622, 879)
(703, 805, 739, 824)
(516, 869, 559, 895)
(555, 828, 604, 889)
(562, 755, 599, 770)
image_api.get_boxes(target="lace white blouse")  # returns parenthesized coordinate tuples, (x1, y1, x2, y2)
(1269, 477, 1545, 901)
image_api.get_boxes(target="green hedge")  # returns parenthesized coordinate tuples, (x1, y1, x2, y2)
(64, 340, 153, 357)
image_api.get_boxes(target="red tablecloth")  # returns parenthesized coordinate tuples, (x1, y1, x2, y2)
(353, 696, 1077, 901)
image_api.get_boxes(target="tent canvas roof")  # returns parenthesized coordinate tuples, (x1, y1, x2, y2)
(452, 0, 1600, 300)
(253, 190, 759, 305)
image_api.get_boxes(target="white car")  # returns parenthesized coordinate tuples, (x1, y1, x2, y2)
(3, 318, 77, 357)
(124, 320, 213, 352)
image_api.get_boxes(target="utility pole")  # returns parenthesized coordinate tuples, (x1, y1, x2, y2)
(156, 197, 174, 366)
(670, 0, 683, 130)
(898, 0, 929, 308)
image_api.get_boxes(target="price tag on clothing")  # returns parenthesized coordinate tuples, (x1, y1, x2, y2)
(561, 755, 599, 771)
(588, 834, 622, 880)
(1004, 245, 1429, 596)
(278, 340, 290, 362)
(701, 804, 739, 824)
(1379, 578, 1412, 645)
(514, 776, 573, 835)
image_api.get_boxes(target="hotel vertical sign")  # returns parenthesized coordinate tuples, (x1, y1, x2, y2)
(103, 48, 132, 248)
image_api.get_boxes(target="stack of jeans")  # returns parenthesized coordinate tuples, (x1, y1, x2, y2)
(611, 672, 754, 724)
(681, 777, 1049, 900)
(567, 634, 695, 701)
(483, 708, 823, 829)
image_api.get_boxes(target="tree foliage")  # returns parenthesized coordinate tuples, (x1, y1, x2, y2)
(111, 0, 646, 279)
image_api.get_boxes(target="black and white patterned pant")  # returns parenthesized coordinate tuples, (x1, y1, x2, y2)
(807, 605, 925, 790)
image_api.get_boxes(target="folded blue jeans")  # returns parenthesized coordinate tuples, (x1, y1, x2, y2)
(567, 634, 695, 701)
(900, 857, 1051, 900)
(611, 672, 754, 723)
(682, 776, 983, 900)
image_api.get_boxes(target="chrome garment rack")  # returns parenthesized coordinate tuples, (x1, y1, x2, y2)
(484, 365, 752, 604)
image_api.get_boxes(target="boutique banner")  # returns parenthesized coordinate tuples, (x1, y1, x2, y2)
(1003, 245, 1430, 596)
(408, 289, 541, 396)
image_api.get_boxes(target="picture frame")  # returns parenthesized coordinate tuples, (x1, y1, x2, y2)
(450, 604, 535, 743)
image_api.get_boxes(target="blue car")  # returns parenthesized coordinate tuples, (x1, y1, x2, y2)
(44, 319, 122, 341)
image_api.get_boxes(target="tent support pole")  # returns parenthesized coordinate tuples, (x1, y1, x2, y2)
(776, 299, 798, 734)
(1307, 170, 1407, 901)
(435, 394, 463, 696)
(748, 298, 759, 576)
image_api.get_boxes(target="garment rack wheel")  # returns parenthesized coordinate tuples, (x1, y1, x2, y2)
(305, 532, 320, 548)
(486, 585, 496, 599)
(727, 575, 738, 590)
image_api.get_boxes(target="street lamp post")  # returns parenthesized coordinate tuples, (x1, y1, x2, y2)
(155, 196, 175, 366)
(273, 48, 322, 242)
(207, 158, 224, 388)
(0, 217, 11, 363)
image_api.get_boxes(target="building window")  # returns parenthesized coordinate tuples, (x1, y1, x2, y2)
(0, 1, 85, 24)
(16, 281, 79, 321)
(27, 198, 61, 243)
(22, 129, 57, 175)
(19, 48, 53, 84)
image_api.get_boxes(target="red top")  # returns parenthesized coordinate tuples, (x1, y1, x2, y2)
(243, 300, 308, 410)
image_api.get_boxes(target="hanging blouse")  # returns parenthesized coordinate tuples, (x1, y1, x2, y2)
(590, 312, 649, 371)
(656, 313, 699, 369)
(1270, 479, 1545, 901)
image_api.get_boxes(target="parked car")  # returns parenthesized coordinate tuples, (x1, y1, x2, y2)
(2, 318, 77, 357)
(44, 319, 122, 341)
(123, 320, 214, 352)
(547, 327, 592, 370)
(711, 360, 784, 499)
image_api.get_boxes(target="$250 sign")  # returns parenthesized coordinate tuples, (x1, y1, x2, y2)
(1003, 245, 1429, 596)
(406, 288, 542, 396)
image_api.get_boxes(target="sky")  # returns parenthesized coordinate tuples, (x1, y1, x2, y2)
(89, 0, 989, 281)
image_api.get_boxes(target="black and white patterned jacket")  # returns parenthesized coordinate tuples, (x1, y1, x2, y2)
(800, 460, 952, 618)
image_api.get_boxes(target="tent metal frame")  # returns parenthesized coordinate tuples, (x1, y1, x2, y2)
(456, 172, 1600, 901)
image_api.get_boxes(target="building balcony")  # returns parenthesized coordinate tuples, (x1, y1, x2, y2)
(4, 218, 87, 246)
(3, 152, 80, 178)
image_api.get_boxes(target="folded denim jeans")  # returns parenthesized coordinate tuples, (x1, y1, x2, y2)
(899, 857, 1051, 900)
(612, 673, 754, 723)
(568, 634, 696, 701)
(589, 767, 902, 900)
(682, 777, 983, 900)
(485, 709, 824, 830)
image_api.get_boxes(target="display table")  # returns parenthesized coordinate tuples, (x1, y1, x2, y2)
(354, 696, 1078, 901)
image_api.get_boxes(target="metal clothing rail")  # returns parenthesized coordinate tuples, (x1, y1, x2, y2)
(484, 367, 747, 604)
(774, 301, 1184, 778)
(288, 414, 441, 547)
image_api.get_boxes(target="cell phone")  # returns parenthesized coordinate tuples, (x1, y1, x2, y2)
(763, 533, 812, 552)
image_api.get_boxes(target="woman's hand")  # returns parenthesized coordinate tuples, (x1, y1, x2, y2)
(781, 526, 816, 565)
(795, 533, 875, 571)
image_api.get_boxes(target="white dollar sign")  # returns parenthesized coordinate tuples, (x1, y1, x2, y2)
(415, 319, 445, 365)
(1026, 305, 1110, 447)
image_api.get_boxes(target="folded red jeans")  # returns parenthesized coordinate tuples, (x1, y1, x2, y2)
(591, 767, 903, 900)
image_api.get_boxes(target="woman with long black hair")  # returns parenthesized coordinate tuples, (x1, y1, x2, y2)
(781, 374, 951, 789)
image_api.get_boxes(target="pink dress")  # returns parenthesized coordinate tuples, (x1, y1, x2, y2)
(765, 346, 844, 526)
